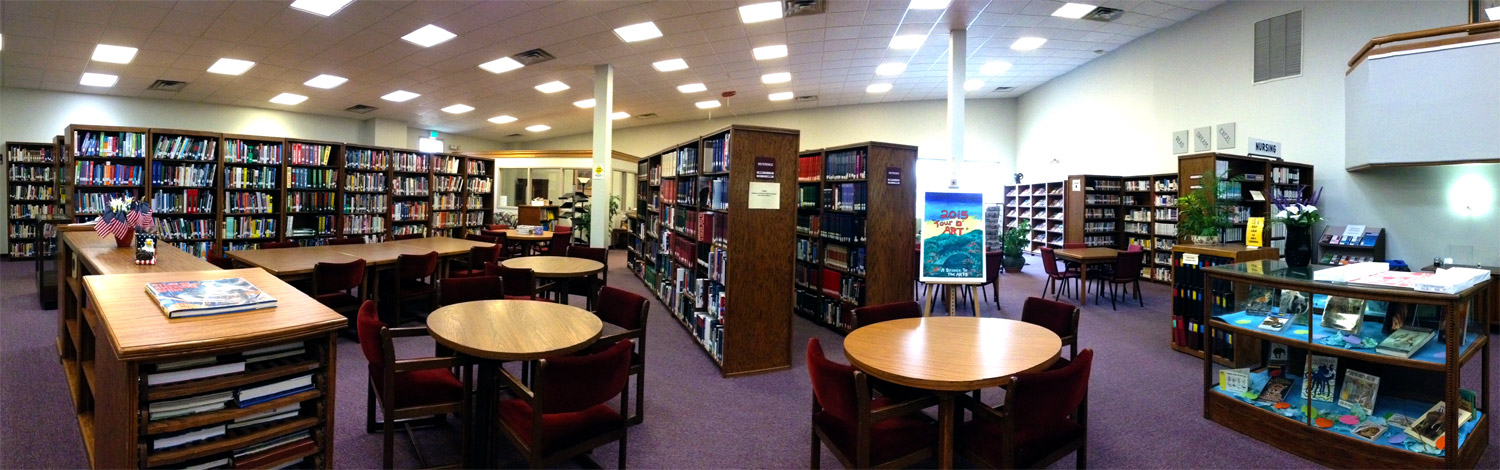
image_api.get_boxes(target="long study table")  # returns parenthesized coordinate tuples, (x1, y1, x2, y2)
(226, 237, 491, 300)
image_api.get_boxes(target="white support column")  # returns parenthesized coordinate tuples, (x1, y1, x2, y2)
(591, 64, 614, 248)
(948, 28, 966, 188)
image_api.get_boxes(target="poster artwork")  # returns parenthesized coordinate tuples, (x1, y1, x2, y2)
(919, 191, 986, 283)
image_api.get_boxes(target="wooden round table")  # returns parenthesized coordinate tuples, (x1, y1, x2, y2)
(503, 229, 553, 242)
(501, 256, 604, 278)
(843, 317, 1061, 469)
(427, 300, 603, 467)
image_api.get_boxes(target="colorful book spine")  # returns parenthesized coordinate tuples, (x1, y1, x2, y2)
(74, 131, 147, 158)
(151, 189, 214, 213)
(152, 136, 217, 161)
(342, 193, 388, 214)
(224, 192, 274, 214)
(224, 140, 282, 164)
(285, 191, 335, 212)
(223, 167, 277, 189)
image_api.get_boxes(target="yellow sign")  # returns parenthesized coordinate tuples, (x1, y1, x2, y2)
(1246, 217, 1265, 247)
(594, 165, 604, 175)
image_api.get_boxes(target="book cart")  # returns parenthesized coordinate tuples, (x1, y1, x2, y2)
(1201, 260, 1491, 468)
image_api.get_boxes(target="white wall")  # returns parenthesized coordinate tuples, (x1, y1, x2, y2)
(405, 127, 510, 153)
(1014, 0, 1499, 264)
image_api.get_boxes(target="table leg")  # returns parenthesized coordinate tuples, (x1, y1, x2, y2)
(936, 391, 957, 469)
(1078, 262, 1090, 306)
(467, 358, 499, 468)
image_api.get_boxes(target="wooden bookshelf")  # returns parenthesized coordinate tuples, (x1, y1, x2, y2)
(390, 150, 433, 238)
(1064, 175, 1123, 248)
(1168, 243, 1278, 367)
(462, 157, 494, 235)
(630, 125, 798, 376)
(148, 129, 222, 259)
(283, 139, 342, 246)
(220, 134, 286, 256)
(54, 226, 343, 469)
(791, 142, 917, 334)
(1178, 152, 1315, 250)
(340, 145, 391, 242)
(430, 154, 465, 238)
(65, 125, 151, 225)
(999, 181, 1064, 253)
(6, 139, 62, 260)
(1151, 173, 1179, 283)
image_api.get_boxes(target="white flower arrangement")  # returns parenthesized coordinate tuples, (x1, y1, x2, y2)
(1274, 203, 1322, 227)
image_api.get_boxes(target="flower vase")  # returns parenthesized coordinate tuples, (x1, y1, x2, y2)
(1285, 225, 1313, 267)
(115, 227, 135, 248)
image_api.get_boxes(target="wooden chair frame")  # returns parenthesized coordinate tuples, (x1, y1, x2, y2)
(493, 358, 630, 469)
(365, 326, 468, 469)
(391, 253, 438, 326)
(810, 370, 939, 469)
(593, 290, 649, 425)
(954, 378, 1088, 469)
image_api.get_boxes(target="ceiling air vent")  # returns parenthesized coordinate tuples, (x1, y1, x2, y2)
(634, 113, 660, 120)
(505, 133, 523, 138)
(511, 48, 556, 66)
(993, 86, 1015, 92)
(784, 0, 825, 17)
(345, 104, 379, 114)
(795, 95, 817, 102)
(1082, 7, 1123, 22)
(147, 80, 187, 91)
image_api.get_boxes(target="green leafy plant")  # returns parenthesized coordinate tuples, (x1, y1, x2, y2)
(1178, 171, 1233, 238)
(1001, 219, 1031, 257)
(609, 195, 622, 228)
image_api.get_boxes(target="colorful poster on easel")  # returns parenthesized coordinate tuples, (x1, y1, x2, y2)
(919, 191, 985, 283)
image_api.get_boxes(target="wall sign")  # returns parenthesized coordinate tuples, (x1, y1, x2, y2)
(1172, 130, 1190, 154)
(1246, 217, 1265, 247)
(747, 182, 780, 209)
(754, 156, 775, 179)
(1248, 138, 1282, 158)
(1193, 127, 1212, 152)
(1216, 123, 1236, 149)
(1071, 179, 1082, 191)
(1182, 253, 1200, 266)
(885, 166, 901, 185)
(919, 191, 986, 283)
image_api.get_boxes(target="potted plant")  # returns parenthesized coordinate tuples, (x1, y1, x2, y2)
(1178, 171, 1232, 245)
(1000, 219, 1031, 272)
(1272, 186, 1324, 268)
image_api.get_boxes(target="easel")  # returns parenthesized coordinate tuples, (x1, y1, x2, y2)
(922, 281, 982, 317)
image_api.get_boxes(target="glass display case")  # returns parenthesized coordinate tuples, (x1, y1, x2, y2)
(1202, 260, 1490, 468)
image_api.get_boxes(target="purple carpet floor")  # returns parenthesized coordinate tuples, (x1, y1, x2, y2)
(2, 252, 1494, 468)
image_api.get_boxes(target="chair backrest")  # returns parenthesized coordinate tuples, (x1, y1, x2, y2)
(469, 244, 502, 268)
(488, 224, 510, 231)
(1062, 243, 1086, 249)
(396, 251, 439, 280)
(851, 301, 922, 329)
(1008, 349, 1094, 437)
(262, 241, 300, 249)
(466, 233, 499, 244)
(1112, 250, 1145, 281)
(437, 276, 504, 306)
(554, 225, 573, 234)
(329, 237, 365, 245)
(355, 300, 386, 366)
(595, 286, 648, 330)
(1126, 244, 1143, 252)
(567, 245, 607, 264)
(487, 262, 537, 297)
(1021, 296, 1079, 354)
(481, 229, 506, 238)
(536, 340, 633, 414)
(547, 232, 570, 253)
(314, 259, 366, 293)
(205, 245, 235, 269)
(806, 338, 860, 423)
(985, 250, 1002, 281)
(394, 232, 424, 240)
(1040, 247, 1062, 276)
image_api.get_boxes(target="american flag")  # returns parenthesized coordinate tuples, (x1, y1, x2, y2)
(94, 211, 128, 238)
(125, 199, 153, 229)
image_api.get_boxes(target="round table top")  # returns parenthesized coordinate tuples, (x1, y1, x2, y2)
(427, 300, 602, 361)
(501, 256, 604, 278)
(843, 317, 1062, 391)
(502, 229, 554, 241)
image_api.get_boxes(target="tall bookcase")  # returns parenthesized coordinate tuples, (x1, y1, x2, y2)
(391, 151, 432, 238)
(791, 142, 917, 333)
(1178, 153, 1316, 250)
(999, 181, 1064, 253)
(6, 139, 62, 260)
(462, 157, 494, 235)
(1121, 174, 1155, 268)
(148, 129, 221, 258)
(1064, 175, 1124, 248)
(630, 125, 798, 377)
(284, 139, 341, 247)
(65, 125, 150, 226)
(430, 154, 465, 238)
(1151, 173, 1179, 282)
(340, 145, 391, 243)
(628, 151, 665, 283)
(220, 135, 284, 256)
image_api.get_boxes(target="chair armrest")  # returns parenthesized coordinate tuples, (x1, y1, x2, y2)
(391, 356, 462, 373)
(496, 366, 534, 402)
(955, 392, 1008, 423)
(869, 393, 939, 422)
(387, 326, 431, 338)
(597, 328, 643, 345)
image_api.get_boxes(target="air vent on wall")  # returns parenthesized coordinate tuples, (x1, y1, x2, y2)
(511, 48, 556, 66)
(784, 0, 825, 17)
(795, 95, 817, 102)
(147, 80, 187, 91)
(1254, 10, 1303, 83)
(345, 104, 379, 114)
(634, 113, 659, 120)
(1082, 7, 1123, 22)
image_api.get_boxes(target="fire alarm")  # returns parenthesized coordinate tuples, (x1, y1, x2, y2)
(721, 91, 736, 97)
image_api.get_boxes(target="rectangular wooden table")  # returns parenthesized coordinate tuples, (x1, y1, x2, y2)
(1052, 247, 1120, 306)
(227, 237, 491, 299)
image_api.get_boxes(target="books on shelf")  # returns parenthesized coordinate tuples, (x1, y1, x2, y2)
(74, 130, 147, 158)
(287, 143, 333, 166)
(145, 277, 278, 319)
(1404, 401, 1471, 448)
(233, 430, 314, 466)
(237, 374, 315, 408)
(151, 424, 225, 451)
(1336, 369, 1380, 414)
(229, 404, 301, 429)
(224, 140, 282, 164)
(146, 358, 247, 386)
(148, 391, 234, 421)
(153, 135, 217, 161)
(1376, 326, 1435, 358)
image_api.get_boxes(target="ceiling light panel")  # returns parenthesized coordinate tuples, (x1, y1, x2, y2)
(768, 92, 793, 101)
(479, 57, 524, 74)
(535, 81, 570, 93)
(1051, 3, 1098, 19)
(613, 21, 663, 43)
(488, 115, 518, 124)
(753, 45, 788, 60)
(652, 58, 689, 72)
(206, 58, 255, 75)
(908, 0, 951, 9)
(762, 72, 791, 84)
(1011, 37, 1047, 51)
(402, 25, 457, 47)
(270, 93, 308, 105)
(875, 63, 906, 76)
(980, 61, 1012, 76)
(289, 0, 354, 17)
(677, 83, 707, 93)
(91, 44, 138, 64)
(441, 104, 474, 114)
(964, 79, 983, 91)
(889, 35, 927, 50)
(695, 100, 721, 109)
(610, 111, 631, 120)
(738, 2, 783, 24)
(574, 99, 596, 108)
(381, 90, 420, 102)
(79, 73, 118, 87)
(866, 83, 892, 93)
(526, 124, 551, 132)
(303, 74, 347, 89)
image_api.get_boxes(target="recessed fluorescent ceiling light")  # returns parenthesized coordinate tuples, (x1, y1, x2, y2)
(908, 0, 952, 9)
(677, 83, 707, 93)
(381, 90, 420, 102)
(488, 115, 518, 124)
(1011, 37, 1047, 51)
(574, 99, 596, 108)
(738, 2, 783, 24)
(401, 24, 456, 47)
(269, 93, 308, 105)
(761, 72, 791, 84)
(613, 21, 663, 42)
(441, 104, 474, 114)
(875, 63, 906, 76)
(652, 58, 689, 72)
(866, 83, 892, 93)
(695, 100, 722, 109)
(79, 73, 118, 87)
(91, 44, 138, 64)
(303, 74, 347, 89)
(1051, 3, 1098, 19)
(206, 58, 255, 75)
(526, 124, 551, 132)
(768, 91, 793, 101)
(980, 61, 1013, 75)
(611, 111, 631, 120)
(890, 35, 926, 50)
(1488, 6, 1500, 20)
(535, 81, 570, 93)
(964, 79, 984, 91)
(479, 57, 524, 74)
(752, 45, 788, 60)
(289, 0, 354, 17)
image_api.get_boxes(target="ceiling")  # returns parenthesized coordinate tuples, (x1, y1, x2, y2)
(0, 0, 1222, 143)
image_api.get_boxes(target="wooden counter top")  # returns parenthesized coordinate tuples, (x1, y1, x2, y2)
(61, 229, 218, 275)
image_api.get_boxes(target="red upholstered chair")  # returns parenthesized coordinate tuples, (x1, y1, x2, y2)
(465, 233, 498, 244)
(394, 232, 425, 240)
(485, 262, 544, 301)
(487, 224, 510, 231)
(1021, 297, 1081, 361)
(449, 244, 502, 278)
(330, 237, 365, 245)
(564, 245, 608, 309)
(850, 301, 922, 329)
(979, 251, 1003, 307)
(261, 240, 300, 249)
(536, 231, 570, 255)
(1040, 248, 1080, 301)
(357, 301, 466, 469)
(386, 251, 438, 326)
(807, 338, 938, 469)
(435, 276, 504, 307)
(312, 259, 366, 326)
(553, 225, 573, 234)
(956, 349, 1094, 469)
(1096, 250, 1146, 310)
(584, 286, 650, 425)
(1060, 243, 1087, 274)
(494, 340, 633, 469)
(205, 245, 235, 269)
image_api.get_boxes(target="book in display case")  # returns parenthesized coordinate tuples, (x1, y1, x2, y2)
(1201, 259, 1490, 469)
(7, 138, 63, 260)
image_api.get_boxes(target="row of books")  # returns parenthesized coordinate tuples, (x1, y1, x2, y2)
(286, 192, 334, 212)
(434, 175, 464, 192)
(796, 237, 819, 263)
(393, 224, 427, 236)
(825, 149, 866, 181)
(287, 168, 337, 189)
(794, 288, 840, 327)
(703, 136, 730, 173)
(1270, 166, 1303, 184)
(8, 165, 54, 181)
(393, 176, 430, 196)
(696, 211, 727, 245)
(6, 146, 55, 162)
(151, 162, 215, 187)
(706, 246, 727, 283)
(287, 143, 333, 166)
(1122, 194, 1146, 206)
(465, 160, 488, 175)
(7, 241, 52, 258)
(224, 167, 277, 189)
(1171, 253, 1236, 353)
(797, 154, 823, 181)
(74, 191, 134, 214)
(223, 217, 278, 239)
(835, 272, 864, 304)
(464, 194, 486, 209)
(1083, 222, 1116, 232)
(8, 203, 56, 219)
(675, 146, 699, 175)
(1124, 179, 1152, 191)
(158, 218, 215, 240)
(1124, 208, 1152, 222)
(1086, 180, 1123, 191)
(433, 193, 461, 211)
(797, 185, 819, 208)
(344, 148, 389, 170)
(463, 211, 485, 226)
(343, 172, 387, 192)
(343, 194, 387, 214)
(169, 241, 211, 258)
(1155, 207, 1178, 222)
(1221, 227, 1246, 243)
(1154, 194, 1177, 206)
(431, 211, 462, 228)
(153, 135, 217, 161)
(660, 178, 677, 205)
(1156, 178, 1178, 192)
(287, 215, 336, 237)
(1084, 194, 1122, 205)
(224, 140, 282, 164)
(75, 161, 143, 186)
(152, 190, 213, 214)
(394, 152, 429, 172)
(700, 177, 728, 210)
(1155, 223, 1179, 237)
(674, 178, 696, 206)
(7, 221, 54, 239)
(1127, 236, 1152, 250)
(393, 201, 429, 221)
(435, 156, 462, 174)
(1083, 235, 1115, 247)
(796, 213, 819, 236)
(74, 131, 147, 158)
(467, 178, 492, 193)
(824, 182, 867, 211)
(824, 243, 866, 275)
(9, 184, 56, 200)
(821, 213, 866, 243)
(1157, 237, 1176, 251)
(342, 214, 386, 235)
(1124, 222, 1151, 234)
(668, 232, 696, 267)
(1083, 208, 1116, 219)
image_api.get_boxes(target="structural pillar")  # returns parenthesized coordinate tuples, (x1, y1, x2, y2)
(591, 64, 614, 248)
(948, 28, 966, 187)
